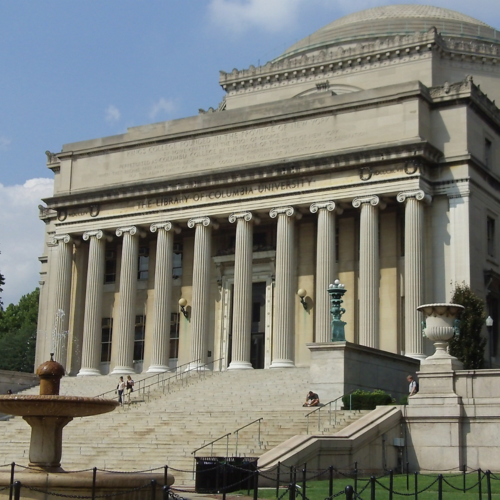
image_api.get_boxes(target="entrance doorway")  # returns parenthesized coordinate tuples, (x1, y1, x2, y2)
(226, 282, 267, 369)
(250, 282, 266, 369)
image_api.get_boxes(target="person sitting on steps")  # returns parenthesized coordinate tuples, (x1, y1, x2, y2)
(303, 390, 320, 407)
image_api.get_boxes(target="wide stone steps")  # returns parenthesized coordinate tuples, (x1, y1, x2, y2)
(0, 368, 366, 486)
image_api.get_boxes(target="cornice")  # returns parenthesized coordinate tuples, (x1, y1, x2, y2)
(219, 29, 500, 95)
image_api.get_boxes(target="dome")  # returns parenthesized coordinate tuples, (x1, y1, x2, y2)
(276, 4, 497, 61)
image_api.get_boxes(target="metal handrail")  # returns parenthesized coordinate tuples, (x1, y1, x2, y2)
(191, 433, 231, 457)
(305, 390, 356, 434)
(234, 418, 263, 456)
(96, 357, 224, 401)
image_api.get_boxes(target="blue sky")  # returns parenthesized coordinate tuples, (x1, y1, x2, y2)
(1, 0, 499, 306)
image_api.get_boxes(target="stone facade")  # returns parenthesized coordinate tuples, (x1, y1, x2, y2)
(36, 6, 500, 375)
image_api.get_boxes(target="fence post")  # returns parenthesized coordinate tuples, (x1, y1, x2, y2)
(389, 470, 393, 500)
(354, 462, 358, 493)
(345, 485, 354, 500)
(13, 482, 20, 500)
(253, 470, 259, 500)
(9, 462, 15, 500)
(276, 462, 281, 498)
(164, 465, 169, 488)
(151, 479, 157, 500)
(487, 470, 492, 500)
(328, 465, 334, 498)
(406, 462, 409, 490)
(370, 476, 376, 500)
(163, 485, 170, 500)
(438, 474, 443, 500)
(479, 469, 483, 500)
(92, 467, 97, 500)
(463, 465, 466, 493)
(289, 483, 295, 500)
(302, 464, 307, 497)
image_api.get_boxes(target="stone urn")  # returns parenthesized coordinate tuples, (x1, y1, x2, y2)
(417, 303, 464, 370)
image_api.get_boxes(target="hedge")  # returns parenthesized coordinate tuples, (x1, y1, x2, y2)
(342, 390, 393, 410)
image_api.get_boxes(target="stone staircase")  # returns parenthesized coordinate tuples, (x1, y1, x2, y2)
(0, 368, 366, 486)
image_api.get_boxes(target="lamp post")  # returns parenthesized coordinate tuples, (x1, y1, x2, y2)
(327, 280, 347, 342)
(486, 316, 494, 368)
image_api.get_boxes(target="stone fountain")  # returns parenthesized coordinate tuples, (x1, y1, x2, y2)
(0, 355, 174, 499)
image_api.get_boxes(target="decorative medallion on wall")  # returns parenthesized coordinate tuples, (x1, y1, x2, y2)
(90, 205, 100, 217)
(57, 209, 67, 222)
(359, 167, 372, 181)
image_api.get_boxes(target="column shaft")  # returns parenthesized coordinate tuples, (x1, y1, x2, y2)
(51, 235, 73, 369)
(270, 207, 296, 368)
(311, 202, 337, 343)
(148, 223, 177, 373)
(111, 227, 139, 375)
(353, 196, 382, 348)
(398, 190, 431, 359)
(79, 231, 106, 376)
(188, 217, 214, 369)
(228, 213, 254, 370)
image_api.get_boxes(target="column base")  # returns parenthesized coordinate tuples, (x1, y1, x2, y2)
(77, 368, 102, 377)
(270, 359, 295, 368)
(147, 365, 172, 374)
(227, 361, 254, 370)
(110, 366, 136, 375)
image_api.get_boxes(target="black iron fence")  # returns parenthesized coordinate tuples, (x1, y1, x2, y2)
(2, 460, 500, 499)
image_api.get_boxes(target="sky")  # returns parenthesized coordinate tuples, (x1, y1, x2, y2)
(1, 0, 499, 307)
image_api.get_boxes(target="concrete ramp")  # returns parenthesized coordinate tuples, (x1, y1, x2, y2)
(258, 406, 403, 479)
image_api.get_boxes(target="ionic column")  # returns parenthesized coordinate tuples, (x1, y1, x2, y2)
(352, 196, 385, 348)
(228, 212, 256, 370)
(187, 217, 217, 370)
(310, 201, 341, 343)
(110, 226, 141, 375)
(270, 207, 299, 368)
(78, 230, 110, 376)
(397, 190, 432, 359)
(147, 222, 180, 373)
(51, 234, 73, 369)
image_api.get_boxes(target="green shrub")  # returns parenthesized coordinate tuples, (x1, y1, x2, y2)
(342, 389, 393, 410)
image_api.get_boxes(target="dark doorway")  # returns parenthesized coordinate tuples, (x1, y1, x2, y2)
(251, 282, 266, 369)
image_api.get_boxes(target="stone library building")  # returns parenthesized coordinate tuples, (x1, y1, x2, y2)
(36, 5, 500, 375)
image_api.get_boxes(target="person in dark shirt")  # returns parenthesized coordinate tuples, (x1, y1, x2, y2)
(303, 390, 320, 407)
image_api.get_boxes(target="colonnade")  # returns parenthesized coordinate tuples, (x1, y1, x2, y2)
(47, 190, 432, 375)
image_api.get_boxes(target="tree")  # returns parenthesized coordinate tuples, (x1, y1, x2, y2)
(0, 271, 4, 310)
(0, 288, 39, 372)
(449, 283, 487, 369)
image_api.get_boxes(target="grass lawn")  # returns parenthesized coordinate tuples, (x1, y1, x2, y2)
(234, 472, 500, 499)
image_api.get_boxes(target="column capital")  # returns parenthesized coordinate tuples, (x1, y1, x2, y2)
(52, 234, 72, 245)
(310, 201, 338, 214)
(188, 216, 219, 229)
(83, 230, 112, 242)
(150, 222, 181, 234)
(116, 226, 147, 238)
(397, 190, 432, 204)
(228, 212, 260, 224)
(269, 206, 294, 218)
(352, 195, 382, 209)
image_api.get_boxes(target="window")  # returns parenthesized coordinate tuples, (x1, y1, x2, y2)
(170, 313, 180, 359)
(485, 138, 492, 169)
(138, 246, 150, 280)
(487, 217, 496, 258)
(104, 251, 117, 284)
(134, 315, 146, 361)
(173, 243, 183, 279)
(101, 318, 113, 362)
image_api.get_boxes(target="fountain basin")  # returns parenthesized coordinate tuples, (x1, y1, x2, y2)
(0, 395, 118, 417)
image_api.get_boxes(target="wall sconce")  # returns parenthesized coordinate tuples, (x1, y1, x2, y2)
(297, 289, 307, 310)
(179, 298, 189, 319)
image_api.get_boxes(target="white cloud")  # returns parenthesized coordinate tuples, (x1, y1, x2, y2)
(0, 178, 54, 307)
(0, 137, 11, 151)
(208, 0, 305, 33)
(105, 105, 121, 124)
(149, 98, 176, 120)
